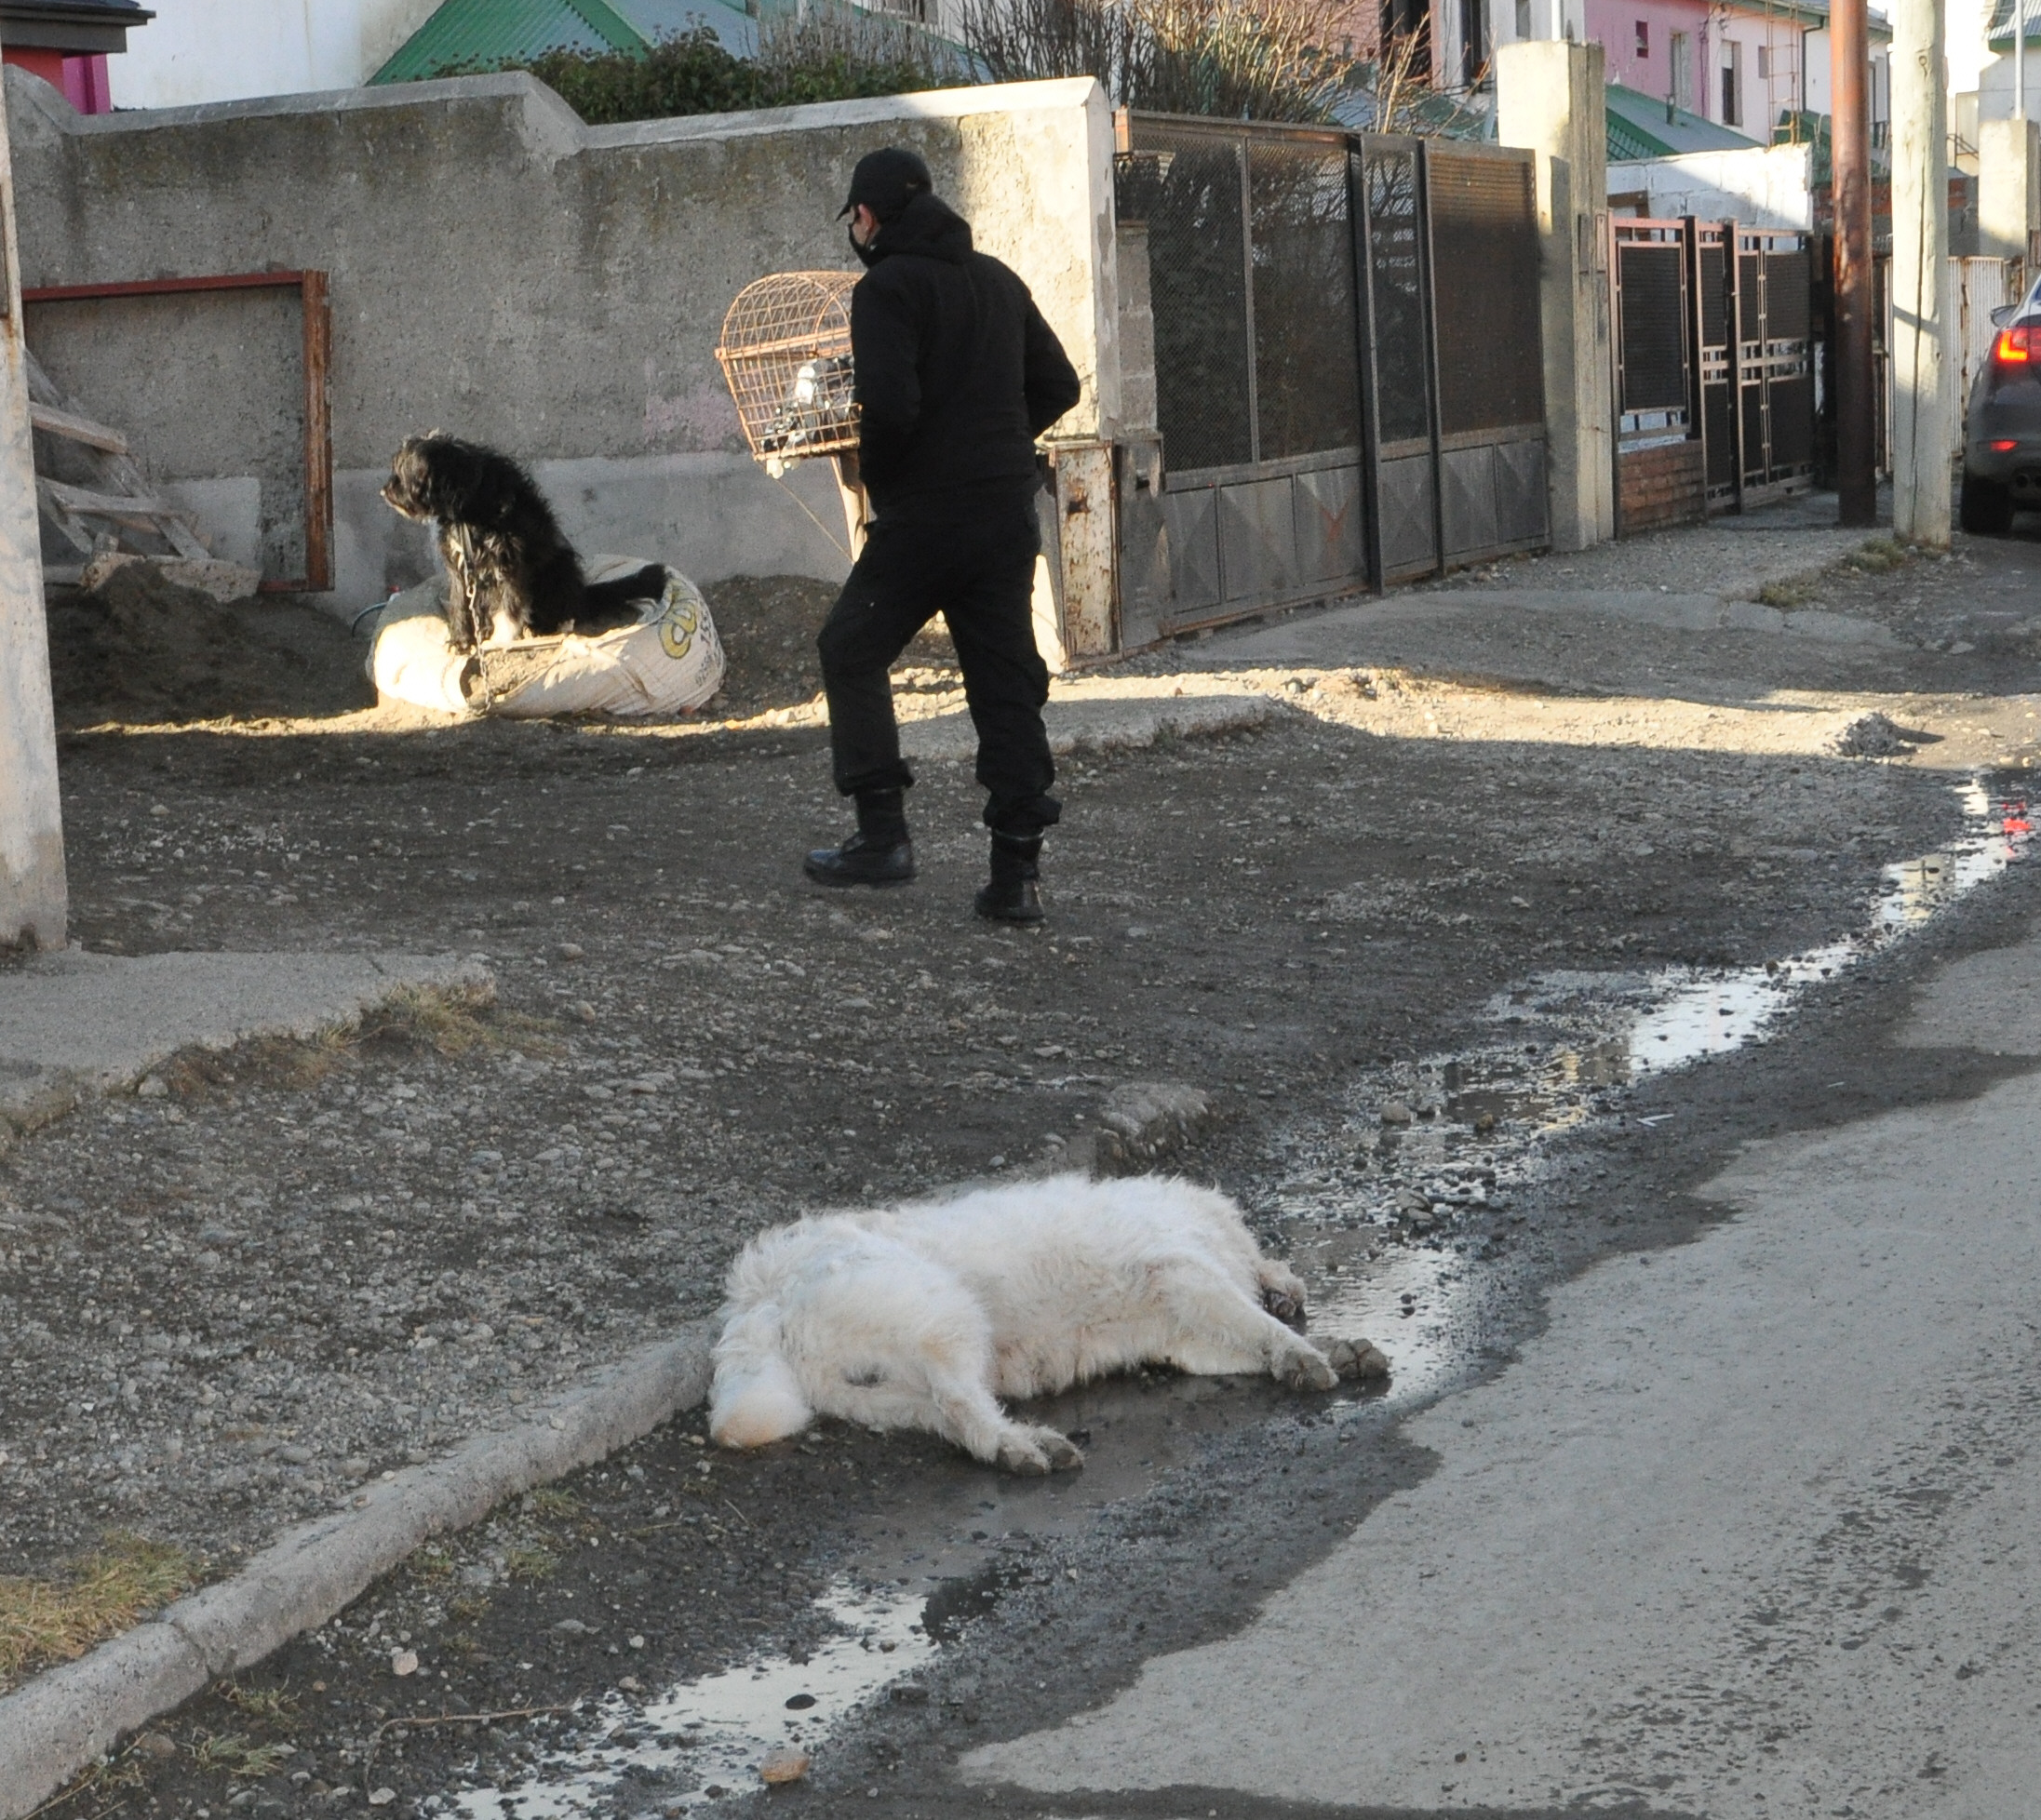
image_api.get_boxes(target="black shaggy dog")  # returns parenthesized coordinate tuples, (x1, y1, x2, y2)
(381, 434, 665, 649)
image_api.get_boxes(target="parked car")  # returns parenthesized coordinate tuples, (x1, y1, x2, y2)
(1962, 276, 2041, 534)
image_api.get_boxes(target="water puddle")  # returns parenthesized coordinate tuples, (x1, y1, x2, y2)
(446, 1581, 933, 1816)
(1270, 778, 2034, 1400)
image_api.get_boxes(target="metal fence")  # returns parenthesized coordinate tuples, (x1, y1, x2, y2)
(1117, 113, 1549, 637)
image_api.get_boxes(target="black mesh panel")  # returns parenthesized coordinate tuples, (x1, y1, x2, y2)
(1364, 148, 1430, 445)
(1429, 151, 1542, 434)
(1249, 141, 1362, 460)
(1618, 243, 1687, 413)
(1130, 131, 1254, 472)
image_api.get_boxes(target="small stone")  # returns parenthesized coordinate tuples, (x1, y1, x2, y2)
(1380, 1102, 1414, 1127)
(390, 1649, 419, 1677)
(556, 942, 585, 961)
(628, 1633, 646, 1649)
(759, 1746, 812, 1786)
(571, 1001, 598, 1024)
(889, 1681, 930, 1705)
(368, 1790, 397, 1808)
(149, 803, 170, 819)
(133, 1733, 178, 1761)
(1472, 1112, 1497, 1134)
(554, 1617, 595, 1635)
(136, 1077, 168, 1100)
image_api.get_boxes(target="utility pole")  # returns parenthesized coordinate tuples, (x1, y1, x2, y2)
(1891, 0, 1950, 544)
(2019, 0, 2028, 123)
(1831, 0, 1876, 527)
(0, 78, 67, 950)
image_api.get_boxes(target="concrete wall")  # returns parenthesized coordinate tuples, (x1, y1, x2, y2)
(0, 78, 65, 949)
(1980, 116, 2039, 269)
(1607, 143, 1814, 233)
(3, 69, 1120, 614)
(1497, 38, 1615, 555)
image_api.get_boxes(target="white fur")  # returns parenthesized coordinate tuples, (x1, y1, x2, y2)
(708, 1172, 1336, 1473)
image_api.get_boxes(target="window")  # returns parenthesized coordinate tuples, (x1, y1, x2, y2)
(1635, 19, 1649, 57)
(1671, 31, 1692, 107)
(1756, 44, 1771, 79)
(1722, 39, 1743, 125)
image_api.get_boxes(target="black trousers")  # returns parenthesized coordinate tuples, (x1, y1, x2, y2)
(816, 500, 1061, 836)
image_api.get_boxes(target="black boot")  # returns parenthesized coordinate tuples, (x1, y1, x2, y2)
(804, 788, 915, 888)
(974, 829, 1044, 922)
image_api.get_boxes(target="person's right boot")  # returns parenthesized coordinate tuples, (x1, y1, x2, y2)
(974, 829, 1044, 923)
(804, 787, 916, 887)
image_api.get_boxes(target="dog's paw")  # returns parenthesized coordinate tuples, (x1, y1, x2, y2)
(1323, 1336, 1392, 1384)
(1274, 1343, 1339, 1393)
(1261, 1284, 1308, 1329)
(996, 1425, 1085, 1475)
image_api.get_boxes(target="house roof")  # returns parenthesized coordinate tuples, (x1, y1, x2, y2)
(0, 0, 152, 53)
(1988, 0, 2041, 48)
(371, 0, 757, 84)
(1717, 0, 1890, 39)
(1604, 83, 1763, 162)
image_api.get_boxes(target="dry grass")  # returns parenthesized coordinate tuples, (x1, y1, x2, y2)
(154, 982, 562, 1102)
(0, 1534, 201, 1687)
(527, 1486, 582, 1521)
(1842, 535, 1915, 575)
(190, 1731, 293, 1777)
(1756, 573, 1819, 609)
(504, 1544, 558, 1584)
(221, 1679, 301, 1726)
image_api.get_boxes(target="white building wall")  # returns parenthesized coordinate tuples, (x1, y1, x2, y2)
(109, 0, 440, 109)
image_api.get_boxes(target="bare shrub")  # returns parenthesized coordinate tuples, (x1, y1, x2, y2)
(961, 0, 1360, 123)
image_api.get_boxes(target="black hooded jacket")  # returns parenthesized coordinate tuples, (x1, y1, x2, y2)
(850, 193, 1082, 522)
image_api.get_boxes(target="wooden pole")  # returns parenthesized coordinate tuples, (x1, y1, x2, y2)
(1831, 0, 1877, 527)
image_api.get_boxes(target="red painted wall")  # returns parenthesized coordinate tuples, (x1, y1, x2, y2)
(2, 47, 114, 114)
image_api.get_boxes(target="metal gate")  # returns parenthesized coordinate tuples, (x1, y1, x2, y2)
(1612, 216, 1814, 530)
(1115, 113, 1549, 638)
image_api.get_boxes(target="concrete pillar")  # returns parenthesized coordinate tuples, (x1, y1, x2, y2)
(1497, 38, 1616, 554)
(1980, 116, 2040, 277)
(0, 77, 66, 951)
(1890, 0, 1952, 546)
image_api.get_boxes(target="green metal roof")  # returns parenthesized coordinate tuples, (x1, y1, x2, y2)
(1605, 82, 1763, 162)
(371, 0, 646, 83)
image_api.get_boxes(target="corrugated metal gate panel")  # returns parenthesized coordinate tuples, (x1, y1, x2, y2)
(1377, 453, 1437, 575)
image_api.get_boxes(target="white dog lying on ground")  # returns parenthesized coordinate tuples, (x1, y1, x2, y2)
(708, 1172, 1389, 1473)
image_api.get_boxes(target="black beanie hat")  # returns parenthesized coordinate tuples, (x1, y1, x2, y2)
(838, 146, 933, 223)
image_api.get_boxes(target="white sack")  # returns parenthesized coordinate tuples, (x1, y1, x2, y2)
(369, 556, 725, 718)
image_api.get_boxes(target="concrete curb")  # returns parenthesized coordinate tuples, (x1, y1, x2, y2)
(0, 1322, 716, 1820)
(0, 950, 491, 1156)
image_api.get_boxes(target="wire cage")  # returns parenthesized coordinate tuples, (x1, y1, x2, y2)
(715, 271, 861, 471)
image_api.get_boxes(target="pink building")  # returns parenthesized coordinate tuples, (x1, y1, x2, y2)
(1418, 0, 1889, 139)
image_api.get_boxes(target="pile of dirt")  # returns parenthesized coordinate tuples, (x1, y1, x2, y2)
(1833, 712, 1931, 759)
(44, 561, 373, 729)
(701, 571, 955, 718)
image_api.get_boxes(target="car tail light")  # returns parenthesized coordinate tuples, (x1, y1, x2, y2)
(1992, 438, 2021, 452)
(1996, 325, 2041, 365)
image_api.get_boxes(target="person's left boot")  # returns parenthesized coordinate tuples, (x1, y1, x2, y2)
(804, 788, 915, 888)
(974, 829, 1044, 923)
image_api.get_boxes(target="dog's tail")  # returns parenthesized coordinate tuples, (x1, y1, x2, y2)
(708, 1301, 813, 1450)
(576, 563, 667, 634)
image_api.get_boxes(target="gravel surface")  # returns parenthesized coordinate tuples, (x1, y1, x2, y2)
(7, 508, 2038, 1815)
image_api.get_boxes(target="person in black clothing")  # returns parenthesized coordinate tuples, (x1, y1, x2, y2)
(802, 147, 1082, 922)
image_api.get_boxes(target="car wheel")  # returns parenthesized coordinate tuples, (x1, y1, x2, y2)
(1960, 471, 2015, 535)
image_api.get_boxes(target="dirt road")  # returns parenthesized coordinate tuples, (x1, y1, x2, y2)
(7, 503, 2038, 1817)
